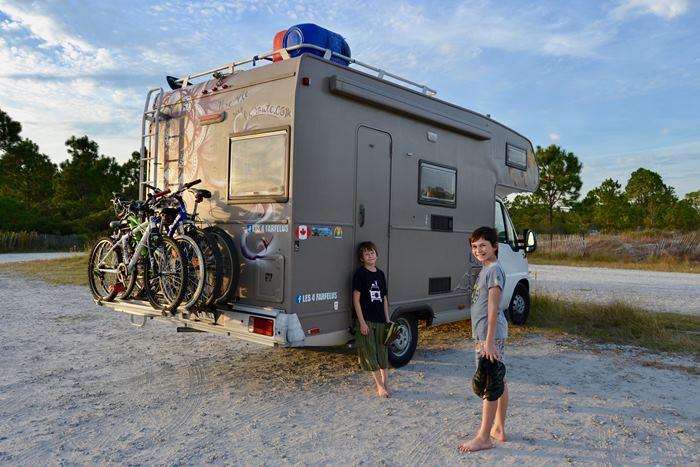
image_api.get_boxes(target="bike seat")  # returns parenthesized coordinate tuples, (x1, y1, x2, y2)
(195, 189, 211, 199)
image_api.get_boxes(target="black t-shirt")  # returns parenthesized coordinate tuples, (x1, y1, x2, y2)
(352, 266, 388, 323)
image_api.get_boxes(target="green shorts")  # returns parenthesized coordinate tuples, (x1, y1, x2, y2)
(355, 321, 389, 371)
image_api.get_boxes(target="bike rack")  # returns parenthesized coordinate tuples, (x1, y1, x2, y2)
(129, 314, 149, 328)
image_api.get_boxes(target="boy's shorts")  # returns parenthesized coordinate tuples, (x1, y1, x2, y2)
(474, 339, 506, 368)
(355, 321, 389, 371)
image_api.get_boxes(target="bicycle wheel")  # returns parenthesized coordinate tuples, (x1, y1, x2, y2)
(175, 233, 206, 309)
(144, 236, 187, 313)
(195, 228, 223, 307)
(88, 237, 122, 302)
(203, 226, 240, 304)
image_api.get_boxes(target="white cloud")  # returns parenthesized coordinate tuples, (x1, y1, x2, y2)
(611, 0, 689, 20)
(0, 0, 115, 75)
(549, 133, 561, 142)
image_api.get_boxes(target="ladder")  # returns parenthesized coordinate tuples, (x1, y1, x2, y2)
(139, 87, 163, 201)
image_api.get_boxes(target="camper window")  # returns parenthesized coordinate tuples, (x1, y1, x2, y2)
(228, 129, 289, 202)
(418, 161, 456, 207)
(506, 144, 527, 170)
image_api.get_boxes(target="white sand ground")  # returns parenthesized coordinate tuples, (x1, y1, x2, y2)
(0, 271, 698, 466)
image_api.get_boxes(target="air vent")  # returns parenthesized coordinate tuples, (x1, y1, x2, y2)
(429, 277, 451, 295)
(431, 215, 453, 231)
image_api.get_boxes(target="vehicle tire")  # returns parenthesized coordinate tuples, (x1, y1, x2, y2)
(388, 314, 418, 368)
(144, 236, 187, 313)
(174, 234, 206, 309)
(196, 228, 223, 307)
(203, 226, 240, 304)
(88, 237, 121, 302)
(508, 282, 530, 325)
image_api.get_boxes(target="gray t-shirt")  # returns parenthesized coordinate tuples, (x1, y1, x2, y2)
(470, 261, 508, 341)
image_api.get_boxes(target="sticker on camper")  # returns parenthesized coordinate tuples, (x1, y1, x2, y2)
(296, 225, 308, 240)
(311, 226, 333, 237)
(247, 223, 289, 233)
(333, 227, 343, 239)
(296, 291, 339, 304)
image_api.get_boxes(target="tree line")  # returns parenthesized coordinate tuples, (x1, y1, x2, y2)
(1, 107, 699, 237)
(0, 107, 139, 236)
(507, 145, 700, 234)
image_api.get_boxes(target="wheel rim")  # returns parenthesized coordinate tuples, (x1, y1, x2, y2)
(511, 294, 526, 319)
(390, 318, 412, 357)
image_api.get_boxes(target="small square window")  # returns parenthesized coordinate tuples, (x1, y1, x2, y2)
(418, 161, 456, 207)
(506, 144, 527, 170)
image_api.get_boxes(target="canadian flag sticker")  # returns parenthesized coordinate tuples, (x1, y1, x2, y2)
(296, 225, 308, 240)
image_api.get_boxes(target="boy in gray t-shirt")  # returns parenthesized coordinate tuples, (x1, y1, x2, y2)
(458, 226, 509, 453)
(471, 261, 508, 344)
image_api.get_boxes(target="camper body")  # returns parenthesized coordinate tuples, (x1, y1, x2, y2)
(104, 47, 538, 366)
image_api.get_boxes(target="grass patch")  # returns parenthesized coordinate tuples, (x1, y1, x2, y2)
(529, 255, 699, 273)
(0, 255, 88, 286)
(526, 294, 700, 357)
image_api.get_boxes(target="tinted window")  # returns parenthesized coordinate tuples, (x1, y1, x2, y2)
(506, 144, 527, 170)
(419, 161, 456, 207)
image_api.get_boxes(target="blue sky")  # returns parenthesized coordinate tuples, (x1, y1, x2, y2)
(0, 0, 698, 197)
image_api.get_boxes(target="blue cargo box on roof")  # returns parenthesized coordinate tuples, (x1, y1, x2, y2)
(284, 23, 351, 66)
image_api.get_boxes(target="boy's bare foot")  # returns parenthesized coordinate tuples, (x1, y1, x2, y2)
(457, 437, 494, 452)
(490, 427, 507, 442)
(377, 386, 391, 398)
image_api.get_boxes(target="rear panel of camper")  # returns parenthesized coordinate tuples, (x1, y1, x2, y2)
(152, 59, 299, 319)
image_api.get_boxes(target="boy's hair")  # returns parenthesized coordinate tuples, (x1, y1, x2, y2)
(357, 241, 378, 261)
(469, 226, 499, 251)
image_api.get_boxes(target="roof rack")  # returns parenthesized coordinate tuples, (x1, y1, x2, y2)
(172, 43, 437, 96)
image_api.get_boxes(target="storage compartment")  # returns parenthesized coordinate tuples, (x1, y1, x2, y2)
(284, 23, 351, 65)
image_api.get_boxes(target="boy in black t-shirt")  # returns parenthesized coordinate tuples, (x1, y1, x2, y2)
(352, 241, 391, 398)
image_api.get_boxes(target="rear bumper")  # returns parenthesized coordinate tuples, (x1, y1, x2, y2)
(96, 299, 305, 347)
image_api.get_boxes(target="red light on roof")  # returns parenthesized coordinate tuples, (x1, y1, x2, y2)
(248, 316, 274, 336)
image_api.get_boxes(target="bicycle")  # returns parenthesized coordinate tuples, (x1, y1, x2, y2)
(155, 179, 223, 310)
(88, 189, 188, 313)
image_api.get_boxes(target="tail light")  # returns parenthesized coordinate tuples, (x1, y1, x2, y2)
(248, 317, 274, 336)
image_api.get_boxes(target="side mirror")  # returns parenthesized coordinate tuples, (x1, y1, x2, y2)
(523, 229, 537, 253)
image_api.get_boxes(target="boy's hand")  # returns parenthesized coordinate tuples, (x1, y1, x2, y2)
(482, 340, 498, 362)
(360, 322, 369, 336)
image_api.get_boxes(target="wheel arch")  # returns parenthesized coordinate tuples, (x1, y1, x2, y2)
(391, 304, 434, 327)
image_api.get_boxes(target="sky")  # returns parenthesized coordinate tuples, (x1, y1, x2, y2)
(0, 0, 698, 198)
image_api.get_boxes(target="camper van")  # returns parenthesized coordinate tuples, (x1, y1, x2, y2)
(100, 24, 538, 367)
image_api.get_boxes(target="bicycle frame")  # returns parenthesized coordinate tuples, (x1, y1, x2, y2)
(97, 216, 160, 276)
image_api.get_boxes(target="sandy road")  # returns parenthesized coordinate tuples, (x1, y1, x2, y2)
(0, 269, 698, 465)
(530, 264, 700, 316)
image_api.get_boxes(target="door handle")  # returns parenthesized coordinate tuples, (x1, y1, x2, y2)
(359, 204, 365, 227)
